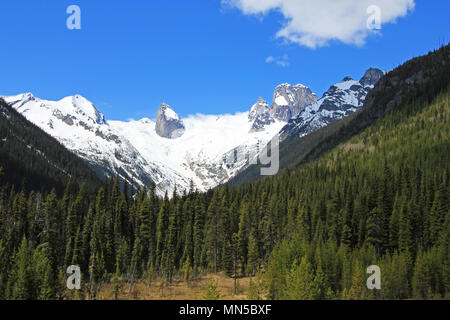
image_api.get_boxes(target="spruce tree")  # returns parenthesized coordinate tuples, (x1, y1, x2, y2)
(11, 237, 33, 300)
(247, 233, 259, 276)
(283, 256, 316, 300)
(203, 277, 220, 300)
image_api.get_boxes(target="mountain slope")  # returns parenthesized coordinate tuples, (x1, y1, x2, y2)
(230, 43, 450, 186)
(227, 113, 356, 186)
(0, 98, 101, 193)
(231, 44, 450, 187)
(280, 68, 384, 141)
(264, 69, 450, 301)
(228, 68, 383, 186)
(2, 93, 158, 191)
(297, 45, 450, 168)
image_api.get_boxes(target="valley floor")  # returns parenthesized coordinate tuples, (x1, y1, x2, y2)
(90, 273, 252, 300)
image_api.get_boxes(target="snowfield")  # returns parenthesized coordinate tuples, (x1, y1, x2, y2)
(109, 112, 285, 194)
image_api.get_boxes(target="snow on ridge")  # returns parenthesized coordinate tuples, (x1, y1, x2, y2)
(275, 95, 289, 106)
(333, 79, 360, 91)
(3, 92, 284, 196)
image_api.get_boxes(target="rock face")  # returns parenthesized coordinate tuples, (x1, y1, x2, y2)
(270, 84, 318, 122)
(360, 68, 385, 87)
(155, 103, 185, 139)
(248, 98, 274, 132)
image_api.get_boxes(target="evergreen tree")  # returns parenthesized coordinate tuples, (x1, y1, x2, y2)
(156, 193, 169, 271)
(283, 256, 316, 300)
(203, 277, 220, 300)
(247, 269, 268, 300)
(247, 233, 259, 276)
(10, 237, 33, 300)
(237, 200, 250, 274)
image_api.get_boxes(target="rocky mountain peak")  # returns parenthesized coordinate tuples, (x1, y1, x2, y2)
(248, 98, 274, 132)
(155, 103, 185, 139)
(270, 83, 318, 122)
(249, 98, 269, 121)
(360, 68, 385, 87)
(279, 68, 385, 142)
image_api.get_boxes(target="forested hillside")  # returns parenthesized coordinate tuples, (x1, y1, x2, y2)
(264, 84, 449, 299)
(230, 44, 450, 186)
(0, 98, 101, 194)
(0, 46, 448, 300)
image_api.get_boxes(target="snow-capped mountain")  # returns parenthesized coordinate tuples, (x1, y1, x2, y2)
(2, 68, 382, 196)
(2, 93, 163, 189)
(2, 93, 285, 196)
(280, 68, 384, 140)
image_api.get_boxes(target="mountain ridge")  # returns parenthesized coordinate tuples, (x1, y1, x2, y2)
(228, 67, 384, 186)
(2, 67, 383, 196)
(0, 97, 102, 194)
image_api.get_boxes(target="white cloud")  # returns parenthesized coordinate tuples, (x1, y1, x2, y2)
(223, 0, 415, 48)
(266, 54, 289, 67)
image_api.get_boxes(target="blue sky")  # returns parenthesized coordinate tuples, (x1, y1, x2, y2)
(1, 0, 449, 120)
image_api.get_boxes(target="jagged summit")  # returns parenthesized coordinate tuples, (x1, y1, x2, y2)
(155, 103, 185, 139)
(249, 98, 269, 121)
(270, 83, 318, 122)
(280, 67, 384, 140)
(360, 68, 385, 87)
(248, 98, 273, 133)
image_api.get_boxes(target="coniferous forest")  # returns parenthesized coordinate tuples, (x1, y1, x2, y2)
(0, 46, 449, 300)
